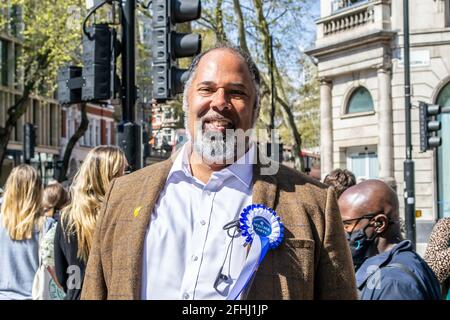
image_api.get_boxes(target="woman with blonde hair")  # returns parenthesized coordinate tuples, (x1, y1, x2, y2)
(54, 146, 127, 300)
(0, 164, 43, 299)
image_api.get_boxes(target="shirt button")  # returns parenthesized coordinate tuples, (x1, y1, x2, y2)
(200, 220, 206, 226)
(192, 255, 198, 261)
(183, 293, 190, 300)
(205, 190, 211, 196)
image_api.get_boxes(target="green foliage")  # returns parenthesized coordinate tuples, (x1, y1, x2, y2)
(2, 0, 86, 95)
(197, 0, 320, 151)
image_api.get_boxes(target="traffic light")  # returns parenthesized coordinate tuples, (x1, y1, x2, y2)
(57, 24, 117, 105)
(152, 0, 202, 101)
(419, 101, 442, 152)
(57, 66, 83, 104)
(82, 24, 113, 101)
(23, 123, 36, 164)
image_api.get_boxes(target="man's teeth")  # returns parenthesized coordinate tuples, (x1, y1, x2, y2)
(212, 120, 230, 127)
(207, 120, 232, 128)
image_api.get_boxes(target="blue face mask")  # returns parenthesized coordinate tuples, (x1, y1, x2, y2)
(346, 225, 377, 271)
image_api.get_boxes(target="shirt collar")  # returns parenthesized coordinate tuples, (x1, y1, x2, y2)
(355, 240, 412, 288)
(167, 141, 255, 188)
(218, 143, 255, 188)
(167, 142, 192, 180)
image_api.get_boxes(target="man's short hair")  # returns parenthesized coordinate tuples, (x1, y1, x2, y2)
(323, 169, 357, 199)
(182, 43, 261, 125)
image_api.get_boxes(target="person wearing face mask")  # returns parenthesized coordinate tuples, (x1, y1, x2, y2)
(338, 179, 441, 300)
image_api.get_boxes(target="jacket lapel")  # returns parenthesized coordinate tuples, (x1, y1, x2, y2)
(116, 158, 174, 299)
(246, 151, 279, 255)
(240, 153, 279, 299)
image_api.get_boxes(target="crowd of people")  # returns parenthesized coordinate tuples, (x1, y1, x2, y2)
(0, 44, 449, 300)
(0, 146, 127, 300)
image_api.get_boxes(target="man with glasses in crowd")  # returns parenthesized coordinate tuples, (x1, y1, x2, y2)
(338, 179, 441, 300)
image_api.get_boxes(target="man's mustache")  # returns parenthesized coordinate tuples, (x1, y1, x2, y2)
(200, 112, 234, 126)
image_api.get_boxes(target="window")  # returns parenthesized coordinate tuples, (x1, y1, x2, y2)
(89, 123, 94, 146)
(0, 40, 8, 86)
(346, 146, 378, 181)
(446, 0, 450, 27)
(95, 120, 100, 146)
(436, 82, 450, 218)
(106, 126, 111, 145)
(9, 5, 23, 37)
(346, 87, 374, 114)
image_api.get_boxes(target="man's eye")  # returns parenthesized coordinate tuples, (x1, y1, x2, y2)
(229, 90, 246, 96)
(199, 87, 213, 94)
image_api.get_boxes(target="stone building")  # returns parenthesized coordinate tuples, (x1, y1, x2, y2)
(307, 0, 450, 252)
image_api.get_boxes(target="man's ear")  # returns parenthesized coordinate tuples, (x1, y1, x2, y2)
(373, 214, 389, 234)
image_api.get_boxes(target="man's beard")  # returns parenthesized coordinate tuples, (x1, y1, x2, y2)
(191, 116, 237, 165)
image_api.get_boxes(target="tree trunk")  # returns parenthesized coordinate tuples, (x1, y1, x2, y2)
(57, 103, 89, 182)
(252, 0, 304, 172)
(215, 0, 227, 43)
(232, 0, 250, 54)
(0, 80, 35, 168)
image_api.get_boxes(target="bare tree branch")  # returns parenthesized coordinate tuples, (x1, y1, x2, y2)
(57, 103, 89, 182)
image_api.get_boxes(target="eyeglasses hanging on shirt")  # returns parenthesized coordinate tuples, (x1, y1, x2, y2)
(213, 219, 241, 295)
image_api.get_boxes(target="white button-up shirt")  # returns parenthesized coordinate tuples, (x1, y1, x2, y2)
(141, 142, 255, 300)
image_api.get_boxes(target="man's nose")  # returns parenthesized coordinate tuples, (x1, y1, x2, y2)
(210, 88, 230, 111)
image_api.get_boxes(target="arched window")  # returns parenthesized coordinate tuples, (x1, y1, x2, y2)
(436, 82, 450, 218)
(346, 87, 374, 114)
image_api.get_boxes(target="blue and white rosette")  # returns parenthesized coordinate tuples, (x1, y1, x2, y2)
(227, 204, 284, 300)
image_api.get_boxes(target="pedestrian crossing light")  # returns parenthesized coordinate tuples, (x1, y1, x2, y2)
(152, 0, 202, 101)
(419, 101, 442, 152)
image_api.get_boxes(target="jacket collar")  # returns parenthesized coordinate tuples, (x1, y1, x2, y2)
(355, 240, 412, 289)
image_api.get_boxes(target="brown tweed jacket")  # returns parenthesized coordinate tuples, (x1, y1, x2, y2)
(81, 155, 357, 300)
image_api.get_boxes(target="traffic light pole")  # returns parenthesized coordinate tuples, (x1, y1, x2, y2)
(123, 0, 136, 123)
(120, 0, 141, 171)
(403, 0, 416, 249)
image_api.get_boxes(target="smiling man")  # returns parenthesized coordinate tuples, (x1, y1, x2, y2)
(81, 44, 357, 300)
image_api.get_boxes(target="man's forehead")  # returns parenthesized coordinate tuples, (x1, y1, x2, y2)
(194, 49, 251, 81)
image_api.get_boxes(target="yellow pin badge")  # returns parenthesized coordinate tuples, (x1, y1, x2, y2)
(133, 206, 142, 217)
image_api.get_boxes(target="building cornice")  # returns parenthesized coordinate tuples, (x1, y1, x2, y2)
(305, 30, 396, 59)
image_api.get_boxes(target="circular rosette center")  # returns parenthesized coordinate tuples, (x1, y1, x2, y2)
(252, 216, 272, 237)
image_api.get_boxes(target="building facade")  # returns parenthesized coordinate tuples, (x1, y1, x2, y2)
(0, 31, 61, 185)
(150, 104, 182, 154)
(60, 103, 117, 179)
(307, 0, 450, 252)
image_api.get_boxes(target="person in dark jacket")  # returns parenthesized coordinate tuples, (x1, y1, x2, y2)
(338, 179, 441, 300)
(54, 146, 127, 300)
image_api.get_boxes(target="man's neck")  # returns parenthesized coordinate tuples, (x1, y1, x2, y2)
(189, 151, 227, 184)
(375, 236, 403, 254)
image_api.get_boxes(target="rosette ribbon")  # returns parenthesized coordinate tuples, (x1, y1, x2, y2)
(227, 204, 284, 300)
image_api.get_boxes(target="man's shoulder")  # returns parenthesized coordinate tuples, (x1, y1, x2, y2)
(274, 164, 330, 202)
(276, 164, 327, 189)
(112, 158, 173, 190)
